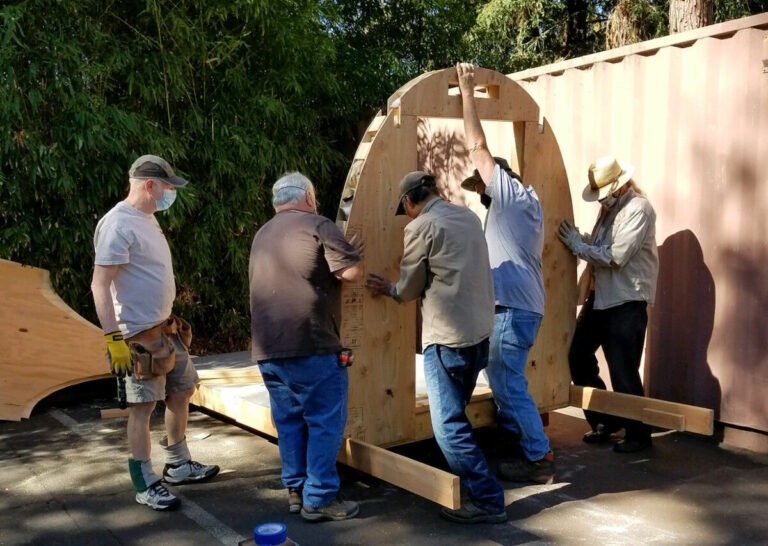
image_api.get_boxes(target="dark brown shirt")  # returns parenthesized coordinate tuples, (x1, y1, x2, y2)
(249, 210, 361, 361)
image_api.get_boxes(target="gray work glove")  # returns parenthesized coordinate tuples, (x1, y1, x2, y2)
(558, 219, 586, 256)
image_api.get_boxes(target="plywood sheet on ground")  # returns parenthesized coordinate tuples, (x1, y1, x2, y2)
(0, 259, 108, 420)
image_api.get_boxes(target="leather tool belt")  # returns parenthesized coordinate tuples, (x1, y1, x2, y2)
(127, 314, 193, 380)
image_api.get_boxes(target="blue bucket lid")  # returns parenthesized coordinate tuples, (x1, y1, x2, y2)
(254, 522, 287, 545)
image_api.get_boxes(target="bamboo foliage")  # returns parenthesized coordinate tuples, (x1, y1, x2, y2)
(0, 0, 348, 352)
(1, 0, 764, 353)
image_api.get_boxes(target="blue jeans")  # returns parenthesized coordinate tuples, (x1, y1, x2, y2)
(486, 306, 550, 461)
(423, 341, 505, 513)
(259, 354, 348, 508)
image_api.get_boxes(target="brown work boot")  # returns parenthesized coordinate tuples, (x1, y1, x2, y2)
(301, 497, 359, 522)
(498, 451, 555, 484)
(288, 488, 302, 514)
(440, 501, 507, 524)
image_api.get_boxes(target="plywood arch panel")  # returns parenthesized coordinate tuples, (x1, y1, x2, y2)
(0, 259, 108, 420)
(335, 67, 577, 447)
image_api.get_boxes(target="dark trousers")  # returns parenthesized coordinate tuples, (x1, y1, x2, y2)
(568, 293, 652, 441)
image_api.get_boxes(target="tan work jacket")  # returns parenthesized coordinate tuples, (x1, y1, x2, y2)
(394, 198, 494, 349)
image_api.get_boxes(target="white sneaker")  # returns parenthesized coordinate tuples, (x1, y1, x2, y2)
(163, 460, 220, 485)
(135, 481, 180, 511)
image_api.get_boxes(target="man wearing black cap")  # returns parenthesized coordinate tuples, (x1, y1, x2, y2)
(366, 172, 506, 524)
(91, 155, 219, 511)
(457, 62, 554, 484)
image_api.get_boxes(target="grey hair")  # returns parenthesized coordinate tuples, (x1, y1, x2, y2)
(272, 172, 314, 208)
(129, 177, 147, 187)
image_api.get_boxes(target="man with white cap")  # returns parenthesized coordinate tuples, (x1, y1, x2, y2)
(91, 155, 219, 510)
(558, 156, 659, 453)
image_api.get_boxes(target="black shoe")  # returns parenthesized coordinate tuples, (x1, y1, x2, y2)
(613, 438, 652, 453)
(498, 451, 555, 484)
(288, 488, 302, 514)
(583, 424, 614, 444)
(440, 501, 507, 524)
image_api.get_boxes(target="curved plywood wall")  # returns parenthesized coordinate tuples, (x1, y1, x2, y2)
(335, 67, 577, 446)
(0, 259, 108, 420)
(509, 13, 768, 444)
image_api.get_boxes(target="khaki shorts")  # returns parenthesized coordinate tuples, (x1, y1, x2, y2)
(126, 336, 199, 404)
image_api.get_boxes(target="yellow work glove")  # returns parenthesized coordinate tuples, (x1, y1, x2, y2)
(105, 332, 132, 377)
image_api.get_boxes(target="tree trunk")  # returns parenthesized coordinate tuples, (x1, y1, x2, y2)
(669, 0, 713, 34)
(606, 0, 643, 49)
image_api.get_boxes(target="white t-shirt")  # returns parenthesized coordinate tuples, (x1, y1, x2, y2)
(94, 202, 175, 337)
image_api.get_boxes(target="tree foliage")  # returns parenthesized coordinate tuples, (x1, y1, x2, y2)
(1, 0, 349, 352)
(2, 0, 766, 352)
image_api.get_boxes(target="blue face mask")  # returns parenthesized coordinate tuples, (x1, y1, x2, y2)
(155, 188, 177, 211)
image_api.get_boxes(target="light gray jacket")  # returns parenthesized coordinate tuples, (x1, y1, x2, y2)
(578, 190, 659, 310)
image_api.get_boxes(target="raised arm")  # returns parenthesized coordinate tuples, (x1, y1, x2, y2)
(457, 62, 495, 183)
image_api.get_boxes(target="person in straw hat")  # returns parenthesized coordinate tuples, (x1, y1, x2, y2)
(558, 156, 659, 453)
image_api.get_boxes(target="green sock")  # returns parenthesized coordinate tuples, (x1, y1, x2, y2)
(128, 458, 161, 492)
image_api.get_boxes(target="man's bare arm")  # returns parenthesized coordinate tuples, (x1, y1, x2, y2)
(91, 265, 120, 333)
(457, 62, 495, 183)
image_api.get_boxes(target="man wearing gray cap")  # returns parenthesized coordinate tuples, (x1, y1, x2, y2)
(91, 155, 219, 511)
(457, 62, 554, 484)
(366, 172, 506, 524)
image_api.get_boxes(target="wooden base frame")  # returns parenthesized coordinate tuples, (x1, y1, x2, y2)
(570, 386, 714, 435)
(191, 375, 468, 509)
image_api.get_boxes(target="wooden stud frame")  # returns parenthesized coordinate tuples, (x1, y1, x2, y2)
(335, 66, 576, 447)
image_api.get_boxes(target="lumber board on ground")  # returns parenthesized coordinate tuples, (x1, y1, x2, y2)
(0, 259, 109, 420)
(570, 386, 714, 435)
(338, 438, 460, 509)
(101, 408, 131, 419)
(194, 380, 463, 508)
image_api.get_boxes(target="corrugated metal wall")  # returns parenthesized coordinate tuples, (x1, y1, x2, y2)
(509, 18, 768, 434)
